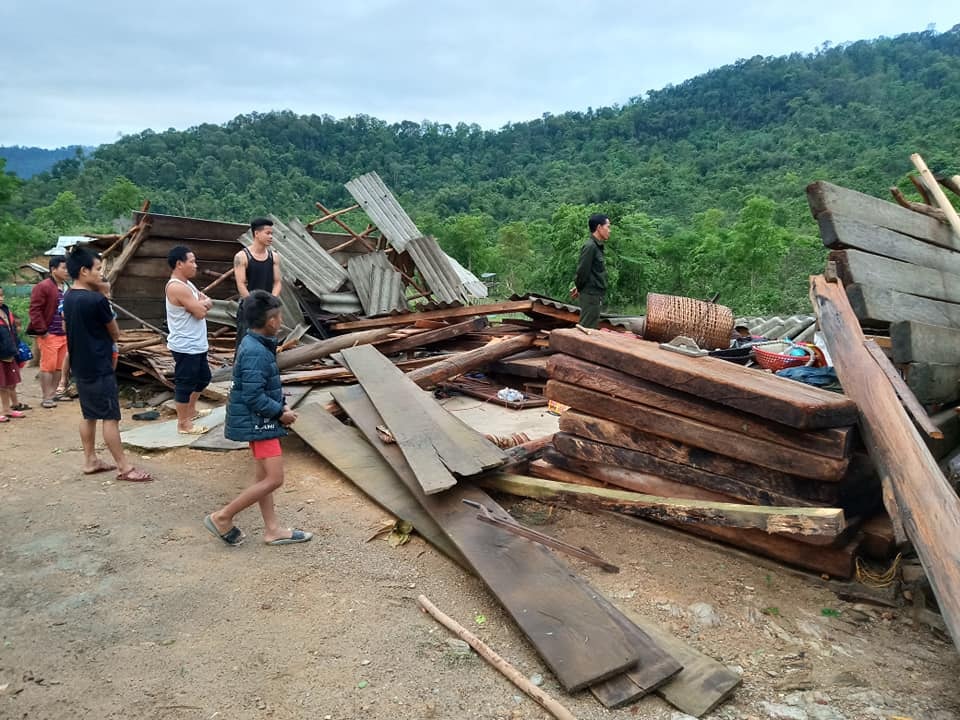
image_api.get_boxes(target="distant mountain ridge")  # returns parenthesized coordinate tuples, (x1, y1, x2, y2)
(0, 145, 95, 178)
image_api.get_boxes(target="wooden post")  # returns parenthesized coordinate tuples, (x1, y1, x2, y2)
(314, 201, 376, 252)
(406, 333, 538, 388)
(416, 595, 578, 720)
(810, 274, 960, 651)
(305, 203, 360, 229)
(911, 153, 960, 240)
(863, 339, 942, 439)
(201, 267, 236, 295)
(106, 219, 151, 284)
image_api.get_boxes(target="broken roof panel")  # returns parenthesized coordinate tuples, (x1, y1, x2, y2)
(344, 171, 422, 252)
(346, 251, 407, 316)
(406, 236, 467, 304)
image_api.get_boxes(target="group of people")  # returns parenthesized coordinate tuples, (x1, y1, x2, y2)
(4, 217, 311, 547)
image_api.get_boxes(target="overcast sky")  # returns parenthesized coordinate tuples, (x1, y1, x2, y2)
(1, 2, 956, 148)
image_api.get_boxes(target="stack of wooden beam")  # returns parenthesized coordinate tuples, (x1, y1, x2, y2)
(293, 344, 742, 716)
(532, 328, 884, 579)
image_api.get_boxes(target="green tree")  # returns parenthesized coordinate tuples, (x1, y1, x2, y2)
(97, 176, 143, 219)
(29, 190, 88, 236)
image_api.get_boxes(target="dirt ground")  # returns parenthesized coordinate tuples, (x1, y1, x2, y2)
(2, 373, 960, 720)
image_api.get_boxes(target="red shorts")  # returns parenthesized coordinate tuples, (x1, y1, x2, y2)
(37, 333, 67, 373)
(249, 438, 282, 459)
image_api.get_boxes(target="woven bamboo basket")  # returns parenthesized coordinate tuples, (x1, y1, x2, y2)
(643, 293, 734, 350)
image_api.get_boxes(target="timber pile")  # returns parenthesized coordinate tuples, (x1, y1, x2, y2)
(808, 156, 960, 408)
(291, 344, 741, 716)
(526, 328, 886, 579)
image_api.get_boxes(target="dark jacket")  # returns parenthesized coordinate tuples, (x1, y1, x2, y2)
(575, 237, 607, 296)
(224, 331, 287, 442)
(0, 304, 19, 361)
(27, 277, 59, 335)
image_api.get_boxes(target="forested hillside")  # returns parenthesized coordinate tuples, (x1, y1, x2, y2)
(3, 28, 959, 314)
(0, 146, 90, 178)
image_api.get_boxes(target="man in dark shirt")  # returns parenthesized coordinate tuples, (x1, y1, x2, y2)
(63, 248, 152, 482)
(233, 217, 282, 350)
(571, 214, 610, 329)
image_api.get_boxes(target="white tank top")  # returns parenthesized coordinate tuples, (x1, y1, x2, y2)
(165, 278, 209, 354)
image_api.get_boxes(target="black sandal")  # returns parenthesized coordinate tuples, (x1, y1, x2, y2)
(11, 403, 31, 411)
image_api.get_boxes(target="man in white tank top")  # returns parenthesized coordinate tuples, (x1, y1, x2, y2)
(165, 246, 214, 434)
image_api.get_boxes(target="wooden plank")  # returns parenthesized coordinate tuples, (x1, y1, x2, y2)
(549, 383, 849, 481)
(864, 340, 943, 439)
(406, 333, 538, 388)
(902, 362, 960, 405)
(831, 249, 960, 304)
(121, 256, 233, 279)
(329, 300, 535, 331)
(553, 434, 837, 507)
(634, 614, 742, 717)
(106, 220, 151, 284)
(846, 283, 960, 329)
(341, 345, 505, 484)
(807, 181, 958, 250)
(926, 407, 960, 460)
(132, 211, 248, 242)
(549, 329, 858, 430)
(331, 384, 644, 691)
(815, 213, 960, 275)
(548, 354, 853, 460)
(534, 453, 740, 503)
(891, 321, 960, 364)
(488, 353, 551, 379)
(375, 316, 487, 354)
(810, 274, 960, 651)
(279, 356, 438, 384)
(480, 474, 846, 538)
(133, 236, 240, 262)
(293, 403, 468, 568)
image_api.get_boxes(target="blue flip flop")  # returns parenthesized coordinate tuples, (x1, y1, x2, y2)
(265, 529, 313, 546)
(204, 514, 245, 546)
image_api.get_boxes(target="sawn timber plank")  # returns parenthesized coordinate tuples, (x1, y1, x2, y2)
(330, 384, 643, 691)
(548, 354, 853, 459)
(549, 329, 857, 430)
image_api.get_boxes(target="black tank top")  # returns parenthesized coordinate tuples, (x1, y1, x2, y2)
(244, 248, 274, 293)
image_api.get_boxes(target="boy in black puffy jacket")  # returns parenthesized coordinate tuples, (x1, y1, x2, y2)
(203, 290, 312, 546)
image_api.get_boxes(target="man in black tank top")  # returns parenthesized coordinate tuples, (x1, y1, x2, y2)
(234, 218, 282, 350)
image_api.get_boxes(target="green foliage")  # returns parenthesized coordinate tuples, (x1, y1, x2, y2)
(6, 28, 960, 314)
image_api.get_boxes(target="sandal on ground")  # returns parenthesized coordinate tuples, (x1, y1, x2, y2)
(41, 399, 56, 409)
(265, 529, 313, 546)
(0, 415, 8, 423)
(116, 467, 152, 482)
(7, 410, 26, 419)
(11, 403, 31, 411)
(193, 409, 213, 419)
(53, 391, 74, 401)
(177, 425, 210, 435)
(204, 515, 245, 546)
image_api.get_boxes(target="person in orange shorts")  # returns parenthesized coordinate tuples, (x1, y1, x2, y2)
(28, 255, 70, 408)
(204, 290, 311, 547)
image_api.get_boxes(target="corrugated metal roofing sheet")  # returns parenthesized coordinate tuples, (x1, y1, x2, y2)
(346, 251, 407, 316)
(344, 171, 422, 252)
(405, 236, 466, 304)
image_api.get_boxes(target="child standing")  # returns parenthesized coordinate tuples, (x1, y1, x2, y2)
(0, 287, 26, 422)
(204, 289, 312, 546)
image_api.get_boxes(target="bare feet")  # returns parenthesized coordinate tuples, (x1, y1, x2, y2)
(82, 459, 118, 475)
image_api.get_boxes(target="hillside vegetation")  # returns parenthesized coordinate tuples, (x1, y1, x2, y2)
(3, 28, 959, 315)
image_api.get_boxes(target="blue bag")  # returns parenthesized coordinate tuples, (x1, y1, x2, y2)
(16, 339, 33, 364)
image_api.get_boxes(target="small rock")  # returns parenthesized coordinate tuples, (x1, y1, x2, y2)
(688, 602, 722, 627)
(360, 659, 370, 666)
(445, 638, 472, 656)
(829, 670, 863, 687)
(529, 673, 543, 686)
(759, 701, 808, 719)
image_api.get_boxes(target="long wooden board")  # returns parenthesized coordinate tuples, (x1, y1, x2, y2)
(292, 403, 467, 568)
(374, 316, 488, 355)
(331, 384, 645, 691)
(549, 329, 858, 430)
(549, 383, 849, 481)
(807, 181, 958, 250)
(548, 355, 852, 459)
(846, 283, 960, 329)
(479, 474, 846, 538)
(831, 249, 960, 304)
(817, 212, 960, 276)
(811, 274, 960, 650)
(891, 320, 960, 364)
(329, 300, 536, 331)
(340, 345, 505, 493)
(553, 433, 840, 506)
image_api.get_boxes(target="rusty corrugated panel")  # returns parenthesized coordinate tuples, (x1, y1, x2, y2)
(346, 252, 407, 316)
(263, 216, 348, 295)
(344, 171, 422, 252)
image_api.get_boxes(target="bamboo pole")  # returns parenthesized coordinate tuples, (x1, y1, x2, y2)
(910, 153, 960, 240)
(201, 267, 236, 295)
(416, 595, 577, 720)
